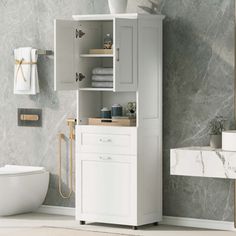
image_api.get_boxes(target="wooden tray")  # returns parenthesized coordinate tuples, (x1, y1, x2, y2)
(89, 49, 113, 54)
(88, 117, 136, 127)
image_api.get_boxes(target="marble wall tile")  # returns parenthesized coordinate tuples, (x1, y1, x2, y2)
(0, 0, 86, 207)
(160, 0, 235, 221)
(0, 0, 234, 221)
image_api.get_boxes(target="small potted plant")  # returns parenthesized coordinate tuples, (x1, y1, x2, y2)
(208, 116, 226, 149)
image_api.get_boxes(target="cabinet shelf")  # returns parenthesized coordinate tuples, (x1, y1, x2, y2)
(79, 87, 113, 91)
(80, 54, 114, 58)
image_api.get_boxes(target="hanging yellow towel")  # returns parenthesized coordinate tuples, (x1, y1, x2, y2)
(14, 47, 39, 95)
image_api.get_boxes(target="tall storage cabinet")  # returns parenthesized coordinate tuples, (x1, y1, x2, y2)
(54, 13, 164, 228)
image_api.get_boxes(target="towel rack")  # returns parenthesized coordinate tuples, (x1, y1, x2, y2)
(36, 49, 53, 55)
(13, 49, 53, 56)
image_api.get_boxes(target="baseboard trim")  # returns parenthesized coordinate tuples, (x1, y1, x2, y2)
(37, 205, 75, 216)
(36, 205, 235, 231)
(161, 216, 235, 231)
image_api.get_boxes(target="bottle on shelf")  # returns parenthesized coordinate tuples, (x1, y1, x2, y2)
(104, 34, 113, 49)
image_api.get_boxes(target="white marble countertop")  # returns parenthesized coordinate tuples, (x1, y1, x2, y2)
(173, 146, 236, 152)
(170, 147, 236, 179)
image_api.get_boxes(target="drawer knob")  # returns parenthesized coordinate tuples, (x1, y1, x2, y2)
(99, 156, 112, 160)
(99, 138, 112, 143)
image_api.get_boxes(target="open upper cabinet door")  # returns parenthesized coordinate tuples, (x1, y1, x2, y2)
(114, 19, 137, 92)
(54, 20, 79, 91)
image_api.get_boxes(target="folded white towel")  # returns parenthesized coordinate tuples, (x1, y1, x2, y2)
(14, 47, 39, 95)
(92, 81, 113, 88)
(31, 49, 39, 94)
(14, 47, 32, 91)
(92, 67, 113, 75)
(92, 75, 113, 82)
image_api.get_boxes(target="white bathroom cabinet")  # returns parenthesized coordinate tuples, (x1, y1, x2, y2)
(54, 13, 164, 228)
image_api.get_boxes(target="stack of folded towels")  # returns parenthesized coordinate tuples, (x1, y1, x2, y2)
(91, 67, 113, 88)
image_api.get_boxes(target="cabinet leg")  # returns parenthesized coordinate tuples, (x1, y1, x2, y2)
(153, 222, 159, 226)
(132, 226, 138, 230)
(80, 221, 85, 225)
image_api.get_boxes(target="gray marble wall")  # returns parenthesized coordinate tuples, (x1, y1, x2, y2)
(0, 0, 82, 207)
(160, 0, 235, 221)
(0, 0, 234, 221)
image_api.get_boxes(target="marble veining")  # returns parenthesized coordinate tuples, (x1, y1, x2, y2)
(171, 147, 236, 179)
(0, 0, 82, 208)
(160, 0, 235, 221)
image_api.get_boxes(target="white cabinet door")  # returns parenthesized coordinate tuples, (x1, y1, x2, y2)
(77, 153, 136, 224)
(54, 20, 79, 90)
(114, 19, 137, 92)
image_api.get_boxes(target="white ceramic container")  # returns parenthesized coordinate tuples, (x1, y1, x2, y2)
(108, 0, 128, 14)
(222, 131, 236, 151)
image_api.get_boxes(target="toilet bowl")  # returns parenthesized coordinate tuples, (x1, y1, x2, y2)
(0, 165, 49, 216)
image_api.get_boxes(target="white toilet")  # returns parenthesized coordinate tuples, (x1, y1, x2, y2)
(0, 165, 49, 216)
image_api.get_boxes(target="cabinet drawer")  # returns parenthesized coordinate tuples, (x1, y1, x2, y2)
(76, 126, 137, 155)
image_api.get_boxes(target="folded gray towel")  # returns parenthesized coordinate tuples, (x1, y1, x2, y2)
(92, 75, 113, 82)
(92, 67, 113, 75)
(92, 82, 113, 88)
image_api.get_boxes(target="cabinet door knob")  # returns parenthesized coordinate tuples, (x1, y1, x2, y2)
(116, 48, 120, 62)
(76, 29, 85, 38)
(76, 73, 86, 82)
(99, 156, 112, 160)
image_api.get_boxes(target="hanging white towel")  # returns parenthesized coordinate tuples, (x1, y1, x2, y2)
(14, 47, 39, 95)
(31, 49, 39, 94)
(14, 47, 32, 91)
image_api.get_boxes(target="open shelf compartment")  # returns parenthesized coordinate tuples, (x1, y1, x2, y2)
(78, 91, 137, 127)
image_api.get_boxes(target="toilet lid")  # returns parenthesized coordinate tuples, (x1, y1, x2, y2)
(0, 165, 46, 176)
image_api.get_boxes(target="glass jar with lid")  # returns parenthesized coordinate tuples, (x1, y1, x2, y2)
(104, 34, 113, 49)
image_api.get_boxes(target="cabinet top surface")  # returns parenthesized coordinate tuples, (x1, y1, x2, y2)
(72, 13, 165, 21)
